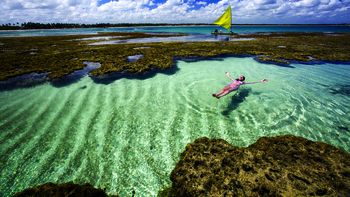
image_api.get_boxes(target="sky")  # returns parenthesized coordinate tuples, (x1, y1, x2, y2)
(1, 0, 350, 24)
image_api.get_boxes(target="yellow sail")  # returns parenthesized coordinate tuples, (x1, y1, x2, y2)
(214, 6, 232, 31)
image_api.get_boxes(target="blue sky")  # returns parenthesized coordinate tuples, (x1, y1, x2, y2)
(1, 0, 350, 24)
(96, 0, 221, 10)
(97, 0, 220, 6)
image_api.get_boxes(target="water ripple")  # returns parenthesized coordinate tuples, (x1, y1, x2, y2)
(1, 57, 350, 196)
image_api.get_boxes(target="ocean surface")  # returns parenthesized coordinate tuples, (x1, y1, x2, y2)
(1, 25, 350, 37)
(0, 57, 349, 196)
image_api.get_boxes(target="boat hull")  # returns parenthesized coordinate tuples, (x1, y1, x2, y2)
(211, 32, 237, 36)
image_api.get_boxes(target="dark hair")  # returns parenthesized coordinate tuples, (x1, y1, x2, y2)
(236, 76, 245, 81)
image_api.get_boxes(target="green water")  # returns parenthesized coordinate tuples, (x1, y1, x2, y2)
(0, 57, 349, 196)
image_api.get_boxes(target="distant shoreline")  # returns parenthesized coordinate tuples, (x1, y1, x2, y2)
(1, 23, 349, 31)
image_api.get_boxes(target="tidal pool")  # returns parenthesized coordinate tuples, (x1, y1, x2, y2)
(88, 35, 253, 45)
(0, 57, 349, 196)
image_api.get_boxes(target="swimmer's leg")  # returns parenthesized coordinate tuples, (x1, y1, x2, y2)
(213, 86, 231, 98)
(217, 88, 239, 98)
(216, 90, 232, 98)
(213, 90, 225, 98)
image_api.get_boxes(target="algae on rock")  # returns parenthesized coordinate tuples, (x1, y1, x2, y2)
(168, 135, 350, 196)
(1, 32, 350, 81)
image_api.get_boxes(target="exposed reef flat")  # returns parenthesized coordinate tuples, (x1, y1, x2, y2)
(165, 135, 350, 196)
(1, 32, 350, 81)
(13, 182, 117, 197)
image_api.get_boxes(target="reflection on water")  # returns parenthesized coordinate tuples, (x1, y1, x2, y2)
(50, 62, 101, 87)
(0, 73, 48, 91)
(89, 35, 254, 45)
(329, 84, 350, 96)
(127, 55, 144, 63)
(74, 36, 124, 41)
(0, 62, 101, 91)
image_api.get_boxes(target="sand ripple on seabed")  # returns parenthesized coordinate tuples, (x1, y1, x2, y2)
(0, 57, 349, 196)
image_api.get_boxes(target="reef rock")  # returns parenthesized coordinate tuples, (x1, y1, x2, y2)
(169, 135, 350, 196)
(14, 182, 113, 197)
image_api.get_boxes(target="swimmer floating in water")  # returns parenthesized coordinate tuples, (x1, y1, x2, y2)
(212, 72, 268, 99)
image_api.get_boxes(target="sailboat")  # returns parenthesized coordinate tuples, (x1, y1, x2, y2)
(211, 6, 236, 35)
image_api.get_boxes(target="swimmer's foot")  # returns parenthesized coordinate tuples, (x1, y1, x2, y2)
(212, 94, 219, 99)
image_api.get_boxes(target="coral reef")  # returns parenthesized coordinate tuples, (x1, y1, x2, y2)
(13, 182, 117, 197)
(168, 135, 350, 196)
(1, 32, 350, 81)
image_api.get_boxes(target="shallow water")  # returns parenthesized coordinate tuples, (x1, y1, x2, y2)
(1, 25, 350, 37)
(88, 35, 253, 45)
(0, 57, 350, 196)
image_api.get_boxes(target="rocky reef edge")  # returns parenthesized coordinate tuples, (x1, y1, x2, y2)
(14, 135, 350, 197)
(13, 182, 117, 197)
(163, 135, 350, 196)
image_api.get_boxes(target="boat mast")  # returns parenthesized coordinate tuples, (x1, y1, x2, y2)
(229, 5, 232, 33)
(230, 5, 232, 33)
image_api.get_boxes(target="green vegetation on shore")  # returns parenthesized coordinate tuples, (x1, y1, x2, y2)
(1, 32, 350, 81)
(0, 22, 215, 30)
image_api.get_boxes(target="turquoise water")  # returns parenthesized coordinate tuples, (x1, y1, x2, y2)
(0, 57, 350, 196)
(1, 25, 350, 37)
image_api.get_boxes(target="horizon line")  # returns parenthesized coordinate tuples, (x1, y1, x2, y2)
(1, 22, 349, 25)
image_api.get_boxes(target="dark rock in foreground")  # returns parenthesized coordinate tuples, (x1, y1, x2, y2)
(14, 182, 115, 197)
(169, 135, 350, 196)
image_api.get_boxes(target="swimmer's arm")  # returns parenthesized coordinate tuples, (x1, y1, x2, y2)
(243, 79, 268, 85)
(225, 72, 235, 81)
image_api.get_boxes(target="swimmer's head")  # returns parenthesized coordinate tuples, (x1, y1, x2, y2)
(238, 75, 245, 81)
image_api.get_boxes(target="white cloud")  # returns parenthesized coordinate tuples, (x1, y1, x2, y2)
(0, 0, 349, 24)
(253, 0, 276, 5)
(294, 0, 320, 7)
(196, 1, 207, 6)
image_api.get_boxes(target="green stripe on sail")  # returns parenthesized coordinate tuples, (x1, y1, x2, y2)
(214, 6, 232, 31)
